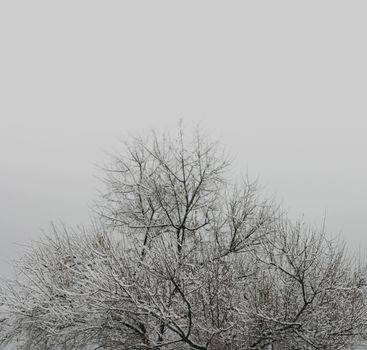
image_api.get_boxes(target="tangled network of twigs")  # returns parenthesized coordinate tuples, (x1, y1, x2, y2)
(1, 127, 367, 350)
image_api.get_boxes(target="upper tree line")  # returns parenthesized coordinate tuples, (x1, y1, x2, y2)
(1, 127, 366, 349)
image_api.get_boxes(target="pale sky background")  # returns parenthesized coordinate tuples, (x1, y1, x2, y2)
(0, 2, 367, 278)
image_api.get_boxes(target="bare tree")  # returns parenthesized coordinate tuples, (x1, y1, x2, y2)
(242, 220, 367, 349)
(1, 127, 366, 350)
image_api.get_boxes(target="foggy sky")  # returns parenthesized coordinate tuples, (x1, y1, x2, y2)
(1, 2, 367, 277)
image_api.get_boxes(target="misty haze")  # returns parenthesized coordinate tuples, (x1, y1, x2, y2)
(1, 2, 367, 350)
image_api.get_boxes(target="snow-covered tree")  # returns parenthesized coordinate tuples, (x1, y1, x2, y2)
(1, 128, 366, 349)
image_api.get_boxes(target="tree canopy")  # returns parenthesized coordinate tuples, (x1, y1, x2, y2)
(1, 128, 366, 350)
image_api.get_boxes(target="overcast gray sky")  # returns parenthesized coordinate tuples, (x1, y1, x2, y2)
(1, 2, 367, 277)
